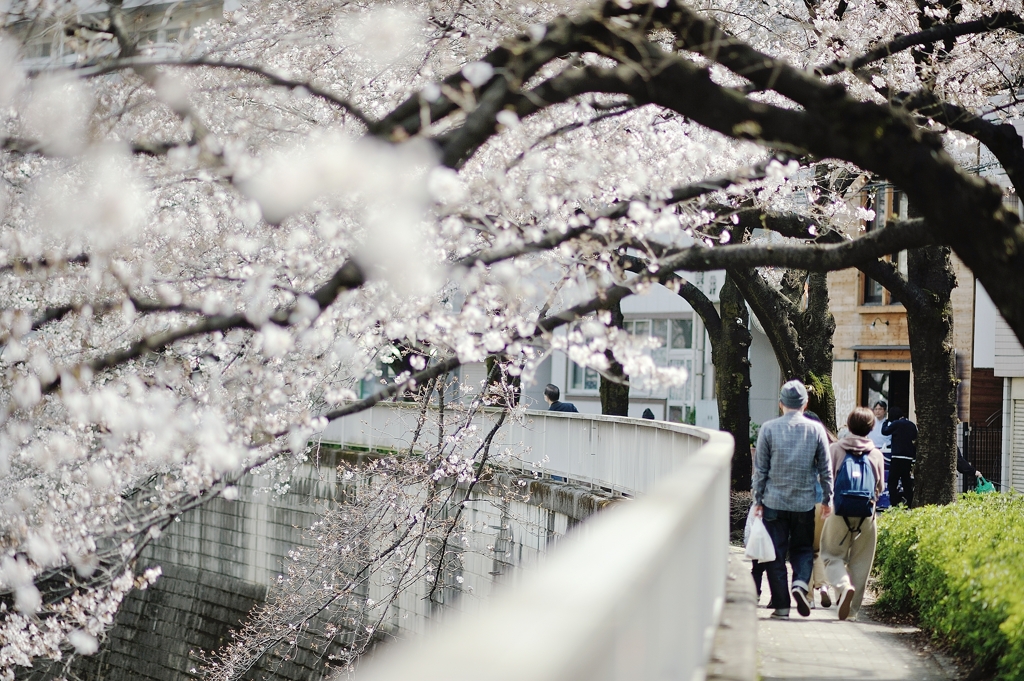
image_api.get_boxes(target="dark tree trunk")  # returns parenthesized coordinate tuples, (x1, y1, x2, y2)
(714, 275, 753, 490)
(729, 268, 804, 381)
(675, 277, 752, 490)
(600, 297, 630, 416)
(730, 267, 838, 432)
(906, 245, 959, 507)
(798, 272, 837, 433)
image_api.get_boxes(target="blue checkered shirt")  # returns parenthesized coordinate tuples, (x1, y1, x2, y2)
(752, 411, 833, 512)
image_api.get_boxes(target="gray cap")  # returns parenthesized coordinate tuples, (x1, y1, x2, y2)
(780, 380, 808, 409)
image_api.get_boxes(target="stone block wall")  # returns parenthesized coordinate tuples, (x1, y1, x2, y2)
(29, 457, 617, 681)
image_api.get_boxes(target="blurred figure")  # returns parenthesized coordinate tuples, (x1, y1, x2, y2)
(641, 408, 656, 420)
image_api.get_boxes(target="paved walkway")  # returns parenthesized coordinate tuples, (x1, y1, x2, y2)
(737, 551, 958, 681)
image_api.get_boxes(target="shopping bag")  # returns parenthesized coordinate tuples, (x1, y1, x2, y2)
(975, 476, 996, 494)
(744, 506, 776, 562)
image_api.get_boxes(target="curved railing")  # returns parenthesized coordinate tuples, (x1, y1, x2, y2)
(317, 404, 714, 496)
(318, 404, 734, 681)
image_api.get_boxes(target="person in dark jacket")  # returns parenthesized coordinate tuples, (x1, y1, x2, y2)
(881, 407, 917, 506)
(957, 446, 983, 492)
(543, 384, 579, 413)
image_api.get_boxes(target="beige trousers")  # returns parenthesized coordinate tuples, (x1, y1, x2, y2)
(819, 513, 877, 618)
(811, 503, 826, 590)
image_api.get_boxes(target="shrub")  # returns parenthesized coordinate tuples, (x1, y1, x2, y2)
(874, 494, 1024, 678)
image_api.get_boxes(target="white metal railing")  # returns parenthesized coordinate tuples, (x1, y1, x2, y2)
(317, 404, 714, 496)
(318, 404, 734, 681)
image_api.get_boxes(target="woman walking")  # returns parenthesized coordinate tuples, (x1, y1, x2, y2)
(820, 407, 885, 621)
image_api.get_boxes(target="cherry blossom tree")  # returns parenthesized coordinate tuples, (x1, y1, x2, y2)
(2, 0, 1024, 675)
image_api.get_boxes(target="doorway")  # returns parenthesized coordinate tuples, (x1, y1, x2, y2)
(861, 370, 910, 417)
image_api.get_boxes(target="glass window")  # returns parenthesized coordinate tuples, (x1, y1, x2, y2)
(668, 358, 692, 400)
(571, 363, 599, 390)
(863, 275, 884, 305)
(633, 320, 650, 338)
(651, 319, 668, 347)
(670, 319, 693, 349)
(623, 320, 634, 335)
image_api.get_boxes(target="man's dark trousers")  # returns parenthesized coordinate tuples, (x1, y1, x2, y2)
(762, 506, 815, 609)
(890, 458, 914, 506)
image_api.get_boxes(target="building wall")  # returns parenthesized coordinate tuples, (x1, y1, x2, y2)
(995, 313, 1024, 377)
(827, 253, 975, 424)
(749, 328, 782, 428)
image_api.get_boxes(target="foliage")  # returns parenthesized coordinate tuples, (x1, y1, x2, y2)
(874, 494, 1024, 678)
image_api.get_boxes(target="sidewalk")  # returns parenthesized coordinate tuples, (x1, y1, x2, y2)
(737, 550, 958, 681)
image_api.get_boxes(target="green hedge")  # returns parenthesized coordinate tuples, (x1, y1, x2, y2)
(874, 494, 1024, 678)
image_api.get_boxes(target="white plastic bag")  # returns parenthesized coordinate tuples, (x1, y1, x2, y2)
(744, 505, 776, 562)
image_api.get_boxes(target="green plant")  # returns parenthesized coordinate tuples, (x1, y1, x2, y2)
(874, 494, 1024, 678)
(749, 422, 761, 448)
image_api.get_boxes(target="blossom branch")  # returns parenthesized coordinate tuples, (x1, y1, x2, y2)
(816, 12, 1024, 76)
(39, 260, 365, 394)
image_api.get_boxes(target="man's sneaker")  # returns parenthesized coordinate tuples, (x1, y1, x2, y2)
(792, 587, 811, 617)
(770, 608, 790, 619)
(819, 586, 832, 608)
(838, 587, 855, 621)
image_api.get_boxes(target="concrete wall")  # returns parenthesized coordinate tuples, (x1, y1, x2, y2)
(42, 455, 613, 681)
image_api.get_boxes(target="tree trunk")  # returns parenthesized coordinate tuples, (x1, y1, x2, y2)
(730, 267, 838, 433)
(798, 272, 838, 433)
(600, 297, 630, 416)
(906, 245, 959, 507)
(675, 277, 752, 490)
(714, 275, 753, 490)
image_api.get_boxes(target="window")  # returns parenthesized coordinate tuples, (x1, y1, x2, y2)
(861, 185, 906, 306)
(861, 370, 910, 417)
(863, 275, 884, 305)
(670, 319, 693, 349)
(571, 363, 599, 390)
(626, 317, 692, 349)
(652, 319, 668, 348)
(668, 359, 692, 400)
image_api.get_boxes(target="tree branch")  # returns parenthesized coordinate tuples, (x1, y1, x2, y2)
(456, 155, 795, 268)
(901, 89, 1024, 196)
(77, 58, 373, 129)
(816, 12, 1024, 76)
(654, 218, 932, 273)
(40, 260, 365, 395)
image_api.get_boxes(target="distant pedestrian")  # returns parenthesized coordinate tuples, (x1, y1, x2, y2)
(820, 407, 885, 621)
(868, 401, 891, 453)
(752, 380, 833, 619)
(641, 408, 656, 420)
(543, 384, 579, 413)
(881, 407, 917, 506)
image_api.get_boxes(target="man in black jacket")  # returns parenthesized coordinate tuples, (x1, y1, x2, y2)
(544, 384, 579, 413)
(881, 407, 917, 506)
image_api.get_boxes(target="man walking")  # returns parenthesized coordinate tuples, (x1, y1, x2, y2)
(882, 407, 917, 506)
(752, 380, 833, 619)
